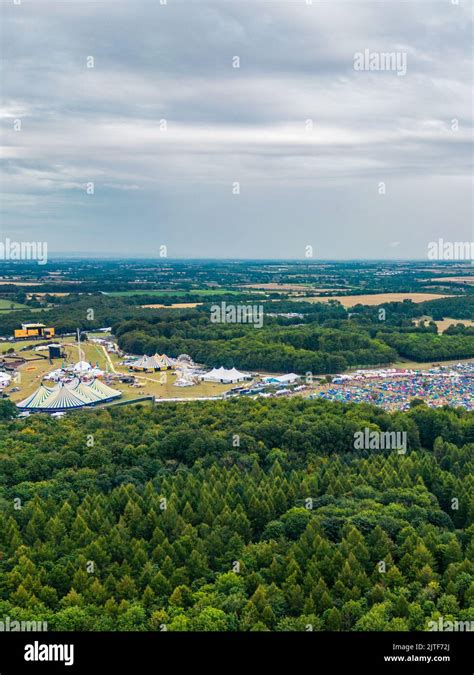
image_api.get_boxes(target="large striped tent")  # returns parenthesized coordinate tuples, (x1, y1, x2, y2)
(131, 353, 174, 370)
(40, 383, 89, 411)
(88, 378, 121, 401)
(16, 383, 56, 409)
(155, 353, 174, 369)
(17, 378, 121, 412)
(70, 380, 104, 404)
(131, 354, 156, 370)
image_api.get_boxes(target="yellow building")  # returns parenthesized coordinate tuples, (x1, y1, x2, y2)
(14, 323, 55, 340)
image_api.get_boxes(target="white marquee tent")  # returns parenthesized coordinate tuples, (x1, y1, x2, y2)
(73, 361, 92, 374)
(201, 366, 251, 384)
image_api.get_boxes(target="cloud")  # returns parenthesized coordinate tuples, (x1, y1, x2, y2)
(0, 0, 472, 257)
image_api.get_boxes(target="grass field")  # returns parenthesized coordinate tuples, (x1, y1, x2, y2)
(0, 282, 45, 287)
(105, 351, 235, 400)
(0, 339, 47, 353)
(0, 299, 29, 311)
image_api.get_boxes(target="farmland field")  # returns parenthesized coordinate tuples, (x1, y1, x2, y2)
(431, 276, 474, 284)
(416, 316, 474, 333)
(302, 292, 452, 307)
(0, 299, 29, 311)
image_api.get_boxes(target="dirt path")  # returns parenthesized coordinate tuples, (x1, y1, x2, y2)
(101, 345, 117, 373)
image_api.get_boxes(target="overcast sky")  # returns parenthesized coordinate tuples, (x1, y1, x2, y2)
(1, 0, 472, 259)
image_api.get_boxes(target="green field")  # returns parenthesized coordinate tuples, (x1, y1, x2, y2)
(0, 339, 43, 353)
(0, 299, 29, 311)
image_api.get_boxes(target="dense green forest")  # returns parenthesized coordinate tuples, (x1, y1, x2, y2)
(116, 321, 398, 373)
(0, 399, 472, 631)
(378, 333, 474, 361)
(115, 312, 474, 373)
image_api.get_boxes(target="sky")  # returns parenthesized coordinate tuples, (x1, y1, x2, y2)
(1, 0, 472, 259)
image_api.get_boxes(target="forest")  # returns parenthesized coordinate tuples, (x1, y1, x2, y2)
(115, 310, 474, 373)
(116, 320, 399, 373)
(0, 398, 472, 631)
(377, 332, 474, 361)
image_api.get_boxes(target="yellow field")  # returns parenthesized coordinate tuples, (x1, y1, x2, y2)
(301, 293, 451, 307)
(436, 318, 474, 332)
(26, 292, 70, 298)
(431, 277, 474, 285)
(417, 316, 474, 333)
(0, 282, 45, 287)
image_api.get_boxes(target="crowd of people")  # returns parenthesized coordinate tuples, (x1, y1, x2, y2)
(316, 363, 474, 410)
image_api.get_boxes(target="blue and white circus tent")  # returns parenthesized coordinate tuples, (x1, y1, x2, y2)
(70, 380, 104, 404)
(40, 383, 89, 411)
(87, 378, 122, 402)
(17, 378, 122, 412)
(16, 383, 56, 409)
